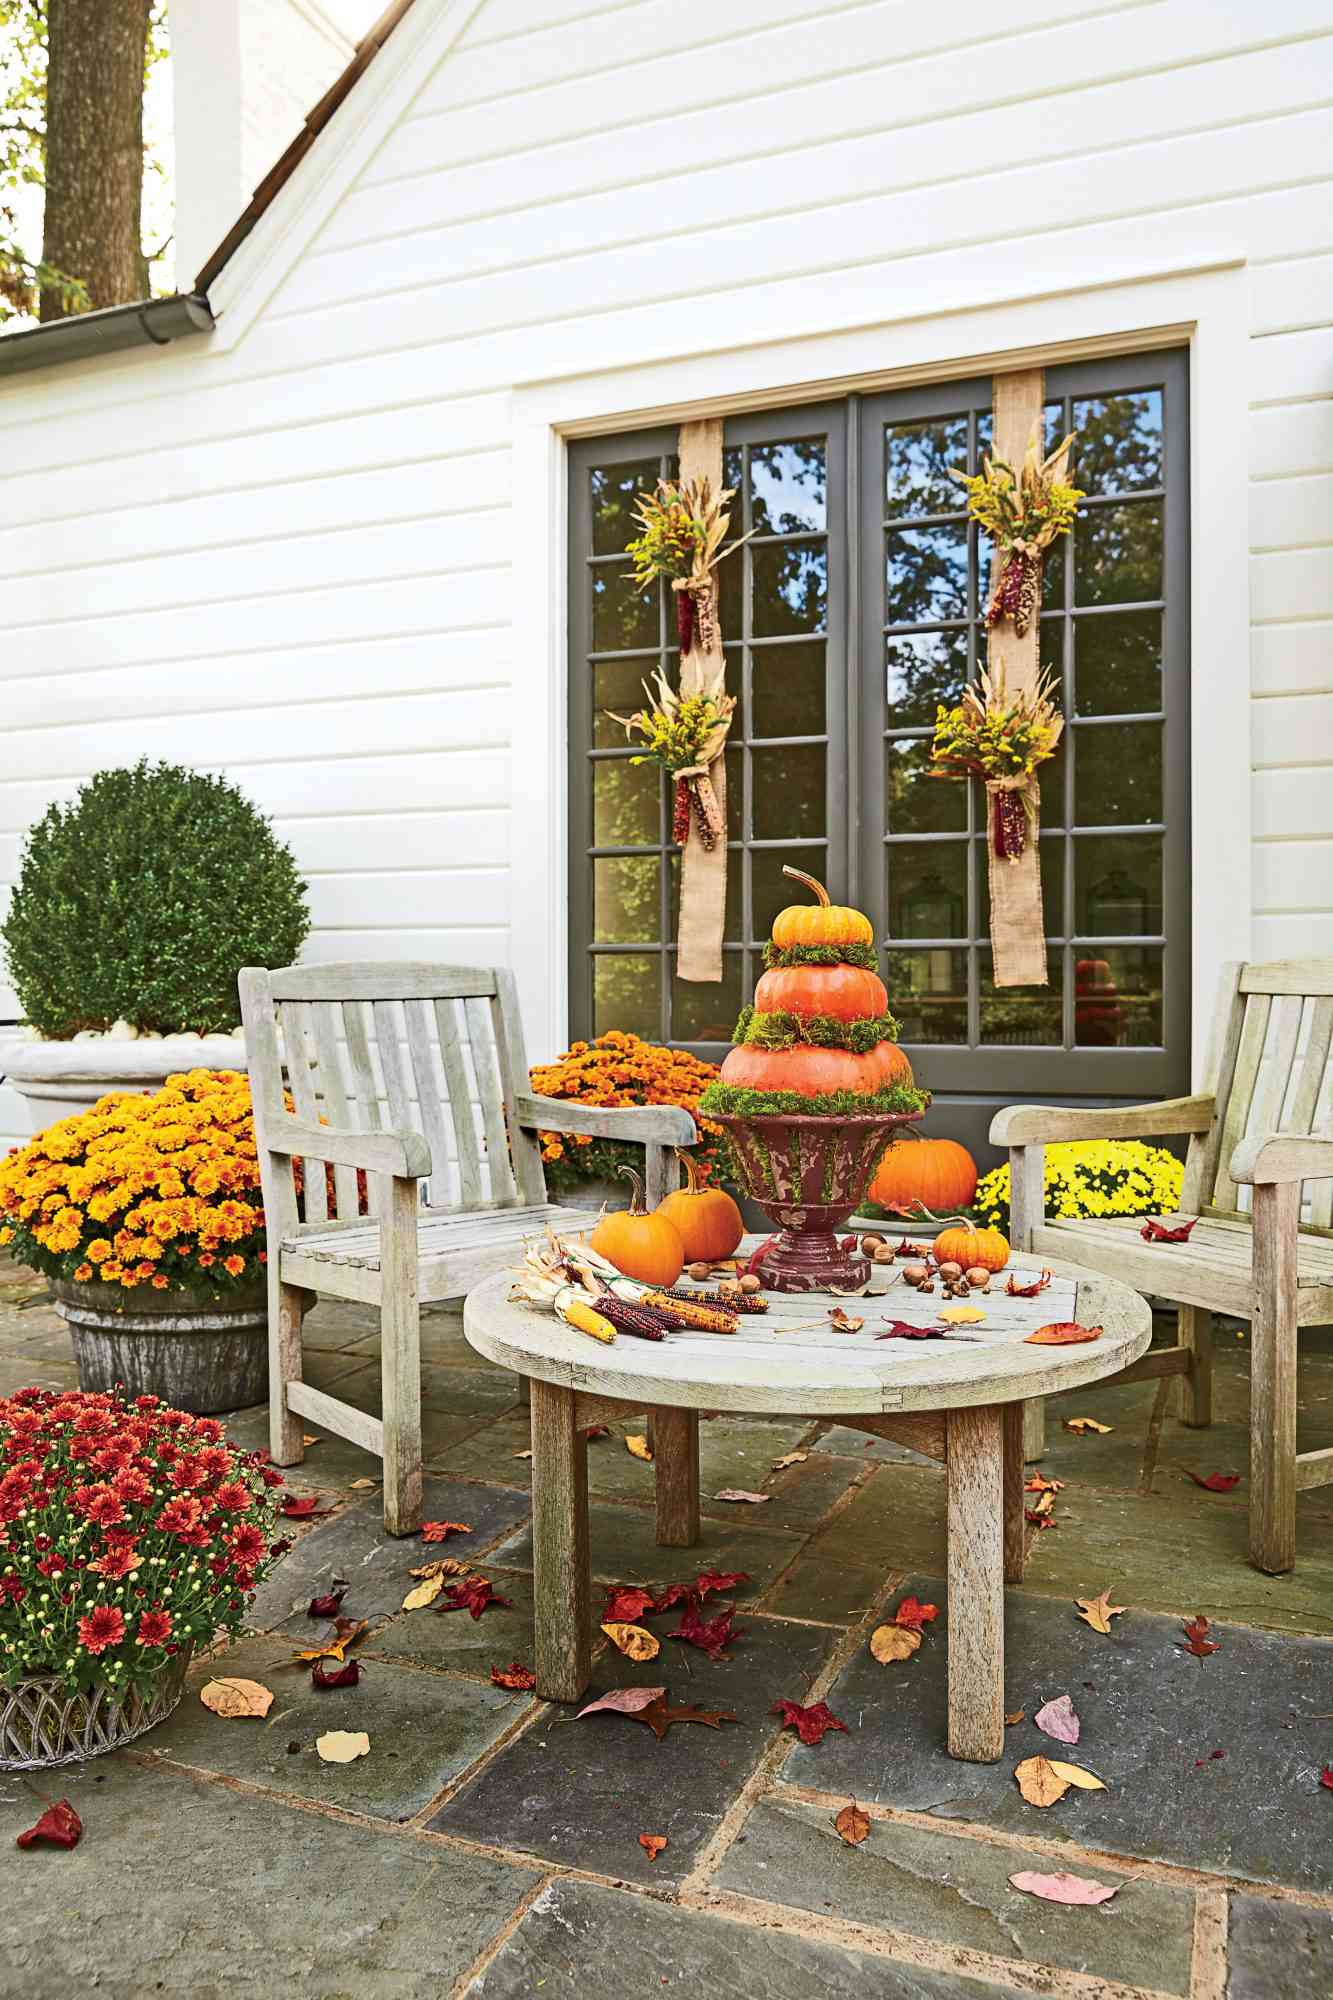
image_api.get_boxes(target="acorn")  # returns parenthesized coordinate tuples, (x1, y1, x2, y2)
(901, 1262, 931, 1288)
(738, 1273, 762, 1294)
(965, 1267, 992, 1292)
(937, 1261, 963, 1282)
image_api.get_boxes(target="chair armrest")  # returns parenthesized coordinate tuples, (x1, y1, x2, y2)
(263, 1117, 432, 1181)
(513, 1093, 696, 1148)
(1230, 1132, 1333, 1186)
(989, 1095, 1216, 1147)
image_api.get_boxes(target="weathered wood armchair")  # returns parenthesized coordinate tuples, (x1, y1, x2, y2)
(991, 959, 1333, 1574)
(239, 963, 695, 1534)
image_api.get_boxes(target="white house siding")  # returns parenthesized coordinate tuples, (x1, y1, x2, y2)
(2, 0, 1332, 1145)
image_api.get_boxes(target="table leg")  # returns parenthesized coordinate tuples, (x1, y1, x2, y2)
(530, 1377, 591, 1702)
(945, 1403, 1005, 1763)
(653, 1407, 700, 1547)
(1003, 1401, 1027, 1584)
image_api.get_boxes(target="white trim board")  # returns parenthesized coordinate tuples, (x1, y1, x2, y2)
(509, 254, 1252, 1085)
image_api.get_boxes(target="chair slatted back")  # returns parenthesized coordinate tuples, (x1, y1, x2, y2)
(240, 963, 548, 1225)
(1184, 959, 1333, 1227)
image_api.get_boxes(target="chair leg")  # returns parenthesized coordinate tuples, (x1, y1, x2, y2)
(1178, 1304, 1214, 1427)
(653, 1408, 700, 1548)
(1250, 1180, 1299, 1575)
(269, 1276, 310, 1467)
(380, 1177, 423, 1537)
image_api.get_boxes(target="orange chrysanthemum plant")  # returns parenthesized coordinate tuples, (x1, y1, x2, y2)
(0, 1070, 268, 1299)
(529, 1031, 724, 1193)
(0, 1385, 285, 1700)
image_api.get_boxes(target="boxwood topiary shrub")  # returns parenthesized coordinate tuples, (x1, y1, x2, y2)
(3, 760, 310, 1039)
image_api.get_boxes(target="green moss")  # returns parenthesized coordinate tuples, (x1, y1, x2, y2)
(762, 940, 879, 971)
(698, 1082, 929, 1120)
(732, 1007, 900, 1053)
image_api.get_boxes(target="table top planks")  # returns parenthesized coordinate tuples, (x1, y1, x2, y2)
(463, 1235, 1151, 1416)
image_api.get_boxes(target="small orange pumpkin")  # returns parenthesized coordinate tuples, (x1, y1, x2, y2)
(657, 1150, 744, 1264)
(770, 867, 874, 952)
(930, 1219, 1009, 1274)
(753, 961, 888, 1022)
(588, 1168, 684, 1287)
(869, 1136, 978, 1215)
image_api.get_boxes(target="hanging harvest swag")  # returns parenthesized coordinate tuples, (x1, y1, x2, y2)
(951, 429, 1083, 637)
(612, 669, 736, 851)
(930, 667, 1064, 863)
(624, 476, 746, 658)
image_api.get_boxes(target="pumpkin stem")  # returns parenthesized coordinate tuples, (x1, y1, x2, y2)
(616, 1164, 648, 1215)
(903, 1199, 974, 1230)
(781, 864, 830, 907)
(673, 1148, 702, 1196)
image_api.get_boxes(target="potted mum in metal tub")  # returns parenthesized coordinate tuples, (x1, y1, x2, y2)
(0, 1385, 285, 1769)
(0, 1070, 271, 1412)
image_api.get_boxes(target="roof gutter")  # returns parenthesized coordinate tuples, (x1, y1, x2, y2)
(0, 292, 214, 381)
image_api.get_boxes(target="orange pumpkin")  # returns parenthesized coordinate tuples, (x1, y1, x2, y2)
(869, 1136, 978, 1215)
(588, 1169, 684, 1287)
(718, 1041, 912, 1099)
(657, 1151, 744, 1263)
(770, 867, 874, 952)
(753, 962, 888, 1022)
(931, 1219, 1009, 1273)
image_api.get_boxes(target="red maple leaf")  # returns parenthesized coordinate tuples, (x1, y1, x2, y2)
(1183, 1470, 1241, 1493)
(306, 1589, 346, 1618)
(15, 1800, 82, 1850)
(1179, 1614, 1221, 1657)
(582, 1425, 610, 1441)
(605, 1585, 657, 1623)
(1320, 1766, 1333, 1791)
(438, 1576, 513, 1620)
(1141, 1216, 1198, 1243)
(280, 1494, 330, 1519)
(891, 1595, 938, 1631)
(421, 1520, 471, 1543)
(311, 1657, 360, 1689)
(875, 1320, 951, 1341)
(491, 1661, 537, 1691)
(771, 1698, 848, 1746)
(667, 1599, 741, 1660)
(1025, 1509, 1057, 1530)
(694, 1568, 750, 1600)
(1005, 1269, 1052, 1298)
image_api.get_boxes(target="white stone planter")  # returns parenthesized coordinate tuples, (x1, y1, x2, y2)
(0, 1032, 250, 1130)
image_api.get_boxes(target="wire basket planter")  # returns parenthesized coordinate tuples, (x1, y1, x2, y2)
(0, 1651, 190, 1770)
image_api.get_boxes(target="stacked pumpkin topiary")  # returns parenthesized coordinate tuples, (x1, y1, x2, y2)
(699, 868, 928, 1291)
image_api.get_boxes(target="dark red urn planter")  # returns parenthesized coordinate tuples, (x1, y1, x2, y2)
(712, 1110, 922, 1292)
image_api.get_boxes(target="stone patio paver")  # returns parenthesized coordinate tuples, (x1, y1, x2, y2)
(491, 1496, 803, 1594)
(1227, 1889, 1333, 1999)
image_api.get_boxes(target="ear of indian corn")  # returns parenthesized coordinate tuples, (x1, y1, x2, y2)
(554, 1290, 616, 1343)
(638, 1290, 738, 1334)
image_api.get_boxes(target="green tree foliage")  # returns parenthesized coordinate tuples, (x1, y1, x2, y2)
(3, 761, 310, 1038)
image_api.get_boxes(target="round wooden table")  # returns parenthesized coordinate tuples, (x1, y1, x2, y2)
(464, 1246, 1150, 1762)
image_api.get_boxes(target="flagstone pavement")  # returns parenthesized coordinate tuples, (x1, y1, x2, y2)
(2, 1259, 1331, 1999)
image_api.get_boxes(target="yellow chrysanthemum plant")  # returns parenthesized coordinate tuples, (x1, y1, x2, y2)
(0, 1071, 268, 1299)
(974, 1140, 1184, 1233)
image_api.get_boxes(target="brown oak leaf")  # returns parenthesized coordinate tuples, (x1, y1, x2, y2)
(829, 1307, 864, 1332)
(771, 1698, 847, 1745)
(633, 1697, 739, 1741)
(1075, 1589, 1126, 1634)
(834, 1801, 871, 1846)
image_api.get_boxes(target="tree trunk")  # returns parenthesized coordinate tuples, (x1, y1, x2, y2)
(40, 0, 152, 321)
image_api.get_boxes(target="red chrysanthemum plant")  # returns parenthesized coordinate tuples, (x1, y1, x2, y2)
(0, 1387, 286, 1700)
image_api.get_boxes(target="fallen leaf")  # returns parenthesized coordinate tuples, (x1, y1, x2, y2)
(491, 1662, 537, 1691)
(874, 1320, 952, 1341)
(513, 1449, 533, 1461)
(316, 1730, 370, 1764)
(713, 1488, 769, 1504)
(1049, 1760, 1106, 1791)
(1005, 1269, 1053, 1298)
(1182, 1470, 1241, 1493)
(1026, 1510, 1057, 1532)
(1026, 1322, 1103, 1345)
(1009, 1870, 1118, 1906)
(289, 1618, 369, 1665)
(771, 1698, 847, 1746)
(402, 1574, 445, 1611)
(409, 1557, 467, 1580)
(1028, 1489, 1055, 1516)
(835, 1801, 871, 1847)
(772, 1450, 808, 1471)
(639, 1832, 667, 1861)
(1015, 1755, 1075, 1807)
(668, 1600, 742, 1660)
(349, 1477, 377, 1490)
(869, 1623, 921, 1663)
(1320, 1766, 1333, 1791)
(577, 1686, 667, 1719)
(829, 1307, 864, 1332)
(302, 1434, 321, 1447)
(437, 1576, 513, 1620)
(938, 1304, 986, 1324)
(280, 1494, 330, 1518)
(1179, 1614, 1220, 1658)
(634, 1698, 739, 1741)
(200, 1677, 275, 1718)
(693, 1569, 751, 1601)
(312, 1657, 360, 1690)
(604, 1585, 657, 1623)
(583, 1425, 610, 1441)
(15, 1800, 82, 1850)
(421, 1520, 472, 1542)
(1034, 1694, 1080, 1745)
(307, 1590, 346, 1618)
(625, 1434, 654, 1462)
(1005, 1710, 1026, 1727)
(890, 1595, 938, 1631)
(1025, 1472, 1064, 1493)
(1141, 1216, 1198, 1243)
(601, 1620, 660, 1662)
(1076, 1589, 1127, 1634)
(1064, 1417, 1113, 1436)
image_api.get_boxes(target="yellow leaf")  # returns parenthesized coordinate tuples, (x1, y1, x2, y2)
(869, 1623, 922, 1664)
(938, 1304, 986, 1324)
(772, 1450, 808, 1471)
(349, 1477, 377, 1490)
(316, 1730, 370, 1764)
(1064, 1416, 1113, 1435)
(199, 1677, 274, 1719)
(1048, 1760, 1107, 1792)
(625, 1434, 654, 1462)
(1014, 1755, 1070, 1807)
(402, 1574, 445, 1611)
(601, 1621, 660, 1662)
(1075, 1588, 1127, 1634)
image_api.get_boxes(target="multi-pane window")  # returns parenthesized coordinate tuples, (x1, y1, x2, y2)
(568, 352, 1189, 1138)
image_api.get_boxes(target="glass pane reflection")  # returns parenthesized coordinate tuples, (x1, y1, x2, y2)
(1074, 947, 1163, 1046)
(885, 948, 967, 1044)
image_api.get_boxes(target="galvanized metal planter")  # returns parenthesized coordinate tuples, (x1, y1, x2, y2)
(52, 1278, 267, 1414)
(0, 1650, 190, 1769)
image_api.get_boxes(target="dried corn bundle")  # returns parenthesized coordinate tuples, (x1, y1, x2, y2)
(639, 1289, 738, 1334)
(661, 1284, 769, 1316)
(593, 1293, 669, 1341)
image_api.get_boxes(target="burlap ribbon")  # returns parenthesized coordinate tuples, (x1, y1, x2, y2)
(984, 778, 1045, 985)
(675, 421, 728, 982)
